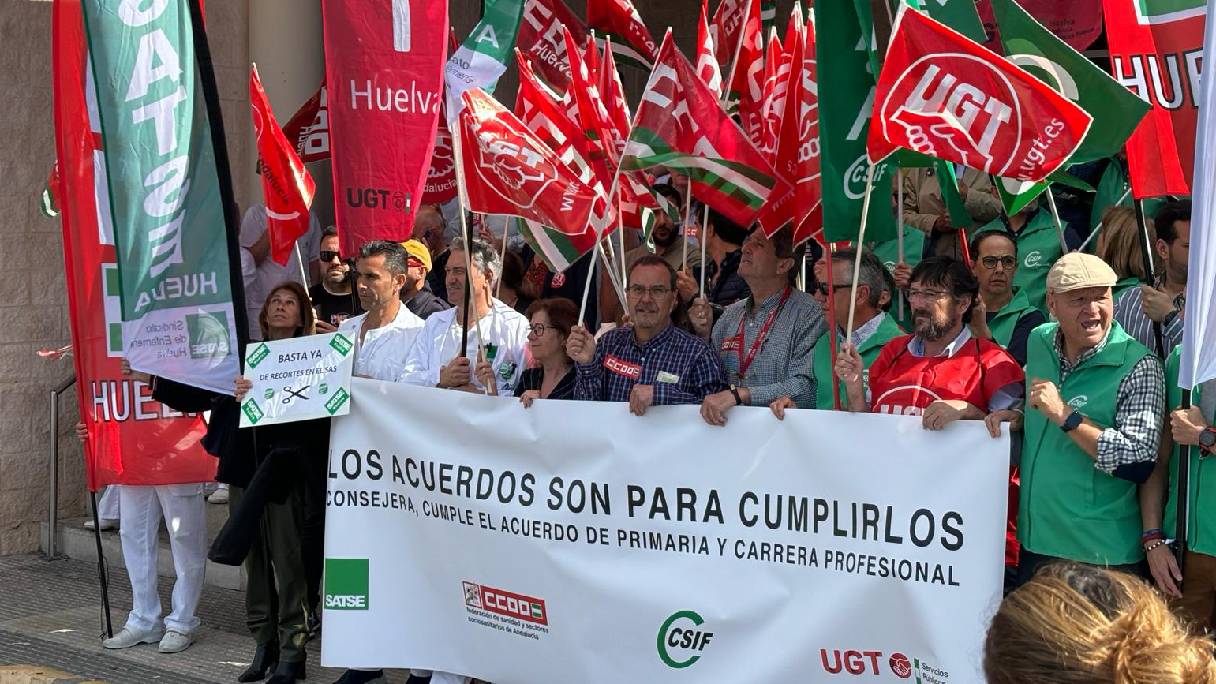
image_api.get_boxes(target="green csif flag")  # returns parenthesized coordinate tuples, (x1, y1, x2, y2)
(82, 0, 242, 394)
(817, 0, 895, 243)
(444, 0, 526, 123)
(991, 0, 1148, 164)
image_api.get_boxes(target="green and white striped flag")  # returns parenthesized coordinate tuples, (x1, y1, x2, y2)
(517, 218, 598, 273)
(445, 0, 526, 124)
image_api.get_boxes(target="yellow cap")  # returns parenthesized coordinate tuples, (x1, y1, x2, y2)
(401, 239, 432, 271)
(1046, 252, 1118, 294)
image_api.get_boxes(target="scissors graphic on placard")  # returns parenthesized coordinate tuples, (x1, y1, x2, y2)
(283, 386, 309, 404)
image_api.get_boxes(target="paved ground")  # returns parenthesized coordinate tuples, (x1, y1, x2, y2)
(0, 554, 411, 683)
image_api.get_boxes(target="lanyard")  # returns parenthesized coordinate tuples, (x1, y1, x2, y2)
(734, 287, 791, 380)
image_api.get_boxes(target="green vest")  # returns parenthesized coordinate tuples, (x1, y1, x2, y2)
(1019, 322, 1152, 565)
(1090, 161, 1164, 230)
(987, 289, 1037, 351)
(812, 313, 903, 410)
(1163, 349, 1216, 556)
(977, 209, 1062, 315)
(1112, 276, 1140, 303)
(871, 225, 925, 273)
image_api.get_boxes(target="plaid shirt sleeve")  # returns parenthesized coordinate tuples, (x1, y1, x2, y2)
(573, 344, 608, 401)
(1095, 354, 1165, 480)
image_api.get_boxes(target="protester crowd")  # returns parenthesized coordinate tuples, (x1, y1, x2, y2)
(75, 161, 1215, 682)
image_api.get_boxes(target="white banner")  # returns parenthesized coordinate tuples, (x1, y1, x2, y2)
(322, 379, 1008, 683)
(1181, 0, 1216, 389)
(239, 332, 354, 427)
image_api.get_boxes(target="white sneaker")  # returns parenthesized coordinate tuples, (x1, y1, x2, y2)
(206, 487, 229, 505)
(83, 519, 118, 531)
(158, 629, 193, 653)
(102, 626, 163, 649)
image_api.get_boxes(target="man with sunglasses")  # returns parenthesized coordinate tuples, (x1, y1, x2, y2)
(970, 229, 1046, 366)
(310, 226, 362, 333)
(688, 227, 825, 426)
(567, 255, 727, 415)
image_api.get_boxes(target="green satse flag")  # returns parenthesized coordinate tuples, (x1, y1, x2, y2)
(82, 0, 241, 394)
(817, 0, 895, 243)
(445, 0, 526, 123)
(990, 0, 1149, 165)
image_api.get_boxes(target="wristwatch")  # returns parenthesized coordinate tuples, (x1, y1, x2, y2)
(1061, 410, 1084, 433)
(729, 384, 743, 406)
(1199, 427, 1216, 454)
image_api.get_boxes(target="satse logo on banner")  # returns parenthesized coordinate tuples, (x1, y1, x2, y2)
(324, 558, 370, 610)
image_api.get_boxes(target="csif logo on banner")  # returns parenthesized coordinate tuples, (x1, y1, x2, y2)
(656, 610, 713, 669)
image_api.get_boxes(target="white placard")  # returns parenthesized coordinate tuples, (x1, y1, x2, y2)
(239, 332, 355, 427)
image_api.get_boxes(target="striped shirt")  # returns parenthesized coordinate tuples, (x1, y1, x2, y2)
(573, 324, 727, 404)
(1113, 284, 1183, 357)
(1054, 330, 1165, 481)
(710, 288, 826, 406)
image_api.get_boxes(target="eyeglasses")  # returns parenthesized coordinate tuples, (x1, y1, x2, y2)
(627, 285, 673, 298)
(907, 289, 950, 302)
(528, 323, 561, 337)
(319, 251, 341, 263)
(979, 256, 1017, 271)
(815, 283, 853, 296)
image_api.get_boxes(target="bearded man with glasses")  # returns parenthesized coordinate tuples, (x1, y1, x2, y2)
(969, 229, 1047, 366)
(567, 255, 727, 416)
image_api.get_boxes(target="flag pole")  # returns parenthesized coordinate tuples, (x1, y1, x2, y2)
(896, 168, 906, 321)
(845, 163, 877, 346)
(1133, 198, 1166, 357)
(599, 236, 629, 311)
(1075, 187, 1132, 253)
(449, 98, 489, 388)
(294, 241, 309, 289)
(580, 170, 624, 325)
(1176, 388, 1193, 577)
(681, 183, 693, 274)
(617, 196, 628, 289)
(1044, 186, 1069, 253)
(495, 214, 509, 298)
(699, 203, 710, 294)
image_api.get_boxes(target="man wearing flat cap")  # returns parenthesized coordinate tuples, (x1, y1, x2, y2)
(1006, 252, 1165, 585)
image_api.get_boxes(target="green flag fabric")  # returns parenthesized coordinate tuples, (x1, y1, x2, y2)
(444, 0, 526, 123)
(817, 0, 895, 243)
(991, 0, 1149, 164)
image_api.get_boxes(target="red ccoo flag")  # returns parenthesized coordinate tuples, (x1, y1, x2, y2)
(519, 0, 588, 91)
(281, 80, 329, 163)
(251, 65, 317, 266)
(866, 7, 1092, 183)
(696, 0, 724, 100)
(459, 88, 604, 240)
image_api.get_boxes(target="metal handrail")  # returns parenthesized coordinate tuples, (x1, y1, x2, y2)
(46, 374, 76, 559)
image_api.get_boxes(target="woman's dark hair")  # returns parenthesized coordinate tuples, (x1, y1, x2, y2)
(259, 280, 315, 340)
(910, 256, 980, 321)
(524, 297, 578, 338)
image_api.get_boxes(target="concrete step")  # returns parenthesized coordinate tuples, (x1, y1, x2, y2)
(40, 502, 245, 591)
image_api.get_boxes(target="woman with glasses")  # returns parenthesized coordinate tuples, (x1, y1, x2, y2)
(516, 298, 578, 406)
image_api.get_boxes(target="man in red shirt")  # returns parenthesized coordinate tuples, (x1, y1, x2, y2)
(836, 257, 1025, 574)
(836, 256, 1025, 426)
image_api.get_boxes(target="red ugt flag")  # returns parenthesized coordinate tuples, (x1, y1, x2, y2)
(323, 0, 447, 256)
(281, 81, 329, 163)
(519, 0, 588, 91)
(586, 0, 658, 70)
(459, 89, 604, 238)
(1102, 0, 1206, 198)
(867, 7, 1092, 183)
(251, 65, 317, 266)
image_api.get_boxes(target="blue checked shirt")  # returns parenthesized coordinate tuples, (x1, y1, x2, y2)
(573, 324, 728, 404)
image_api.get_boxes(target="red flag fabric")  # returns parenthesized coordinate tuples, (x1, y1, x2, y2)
(515, 52, 597, 186)
(459, 88, 603, 241)
(711, 0, 749, 70)
(519, 0, 589, 91)
(979, 0, 1105, 52)
(251, 66, 317, 266)
(423, 29, 461, 205)
(1102, 0, 1205, 198)
(623, 30, 784, 229)
(867, 8, 1092, 183)
(782, 2, 802, 56)
(52, 0, 213, 490)
(758, 18, 821, 238)
(281, 81, 329, 163)
(598, 40, 632, 138)
(564, 31, 620, 184)
(696, 0, 724, 100)
(758, 29, 792, 157)
(586, 0, 658, 69)
(322, 0, 447, 255)
(727, 0, 764, 102)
